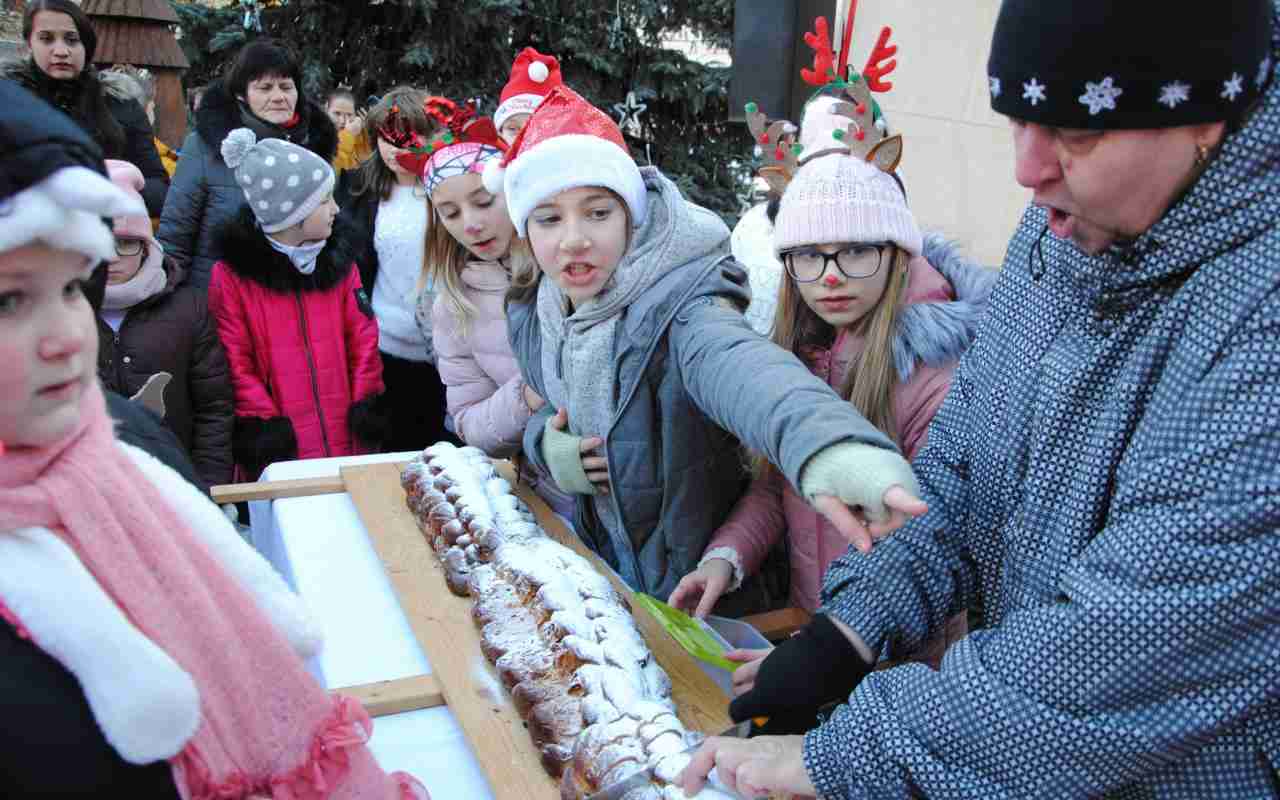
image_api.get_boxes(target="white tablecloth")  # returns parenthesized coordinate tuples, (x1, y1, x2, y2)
(249, 453, 739, 800)
(249, 453, 493, 799)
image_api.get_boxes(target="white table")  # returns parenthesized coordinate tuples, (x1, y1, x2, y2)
(250, 453, 740, 800)
(249, 453, 493, 799)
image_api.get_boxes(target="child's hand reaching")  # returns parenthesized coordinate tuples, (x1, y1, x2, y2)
(668, 557, 734, 618)
(540, 408, 610, 496)
(800, 441, 928, 553)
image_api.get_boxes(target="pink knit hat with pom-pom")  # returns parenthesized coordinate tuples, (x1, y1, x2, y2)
(104, 160, 154, 241)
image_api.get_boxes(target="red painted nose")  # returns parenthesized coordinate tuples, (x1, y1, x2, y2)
(824, 273, 840, 287)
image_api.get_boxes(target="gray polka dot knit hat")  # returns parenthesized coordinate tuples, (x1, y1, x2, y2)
(221, 128, 335, 233)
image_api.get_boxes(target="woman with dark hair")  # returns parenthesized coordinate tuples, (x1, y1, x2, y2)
(158, 39, 337, 288)
(1, 0, 169, 215)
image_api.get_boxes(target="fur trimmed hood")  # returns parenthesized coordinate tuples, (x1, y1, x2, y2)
(893, 233, 999, 382)
(212, 206, 360, 293)
(194, 80, 337, 165)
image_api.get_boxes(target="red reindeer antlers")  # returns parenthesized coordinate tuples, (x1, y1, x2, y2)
(863, 26, 898, 92)
(800, 17, 836, 86)
(379, 103, 424, 152)
(800, 14, 898, 93)
(424, 96, 477, 137)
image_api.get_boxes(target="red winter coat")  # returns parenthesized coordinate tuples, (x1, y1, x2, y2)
(209, 209, 384, 477)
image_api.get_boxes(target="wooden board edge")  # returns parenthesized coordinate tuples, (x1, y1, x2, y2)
(741, 608, 811, 642)
(342, 461, 558, 800)
(211, 475, 346, 504)
(334, 673, 445, 718)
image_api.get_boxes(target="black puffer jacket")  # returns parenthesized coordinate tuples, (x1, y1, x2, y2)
(0, 60, 169, 215)
(97, 258, 234, 487)
(0, 78, 105, 197)
(335, 170, 383, 294)
(158, 79, 337, 288)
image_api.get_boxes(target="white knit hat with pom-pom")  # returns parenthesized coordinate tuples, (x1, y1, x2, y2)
(221, 128, 335, 233)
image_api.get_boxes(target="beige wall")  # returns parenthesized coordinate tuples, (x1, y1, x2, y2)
(835, 0, 1028, 267)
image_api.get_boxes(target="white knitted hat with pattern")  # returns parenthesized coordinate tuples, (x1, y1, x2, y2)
(221, 129, 335, 233)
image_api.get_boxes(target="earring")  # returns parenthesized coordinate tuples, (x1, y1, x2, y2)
(1194, 143, 1212, 167)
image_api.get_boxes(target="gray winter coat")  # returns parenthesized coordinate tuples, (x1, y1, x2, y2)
(509, 171, 899, 599)
(806, 7, 1280, 798)
(157, 81, 336, 288)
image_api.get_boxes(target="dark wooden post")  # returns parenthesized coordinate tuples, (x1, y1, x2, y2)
(730, 0, 836, 123)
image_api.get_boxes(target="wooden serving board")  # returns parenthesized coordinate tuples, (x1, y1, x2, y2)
(340, 460, 733, 800)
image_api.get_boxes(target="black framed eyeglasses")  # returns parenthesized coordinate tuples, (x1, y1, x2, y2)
(781, 243, 889, 283)
(114, 238, 145, 257)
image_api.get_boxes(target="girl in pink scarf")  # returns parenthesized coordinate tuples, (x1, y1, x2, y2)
(0, 141, 426, 798)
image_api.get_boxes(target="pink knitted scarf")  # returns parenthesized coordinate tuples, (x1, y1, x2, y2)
(0, 384, 425, 800)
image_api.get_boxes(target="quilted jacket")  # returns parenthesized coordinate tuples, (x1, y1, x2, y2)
(805, 9, 1280, 798)
(208, 209, 383, 475)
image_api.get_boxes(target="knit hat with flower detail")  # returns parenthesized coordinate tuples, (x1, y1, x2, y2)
(484, 85, 647, 237)
(495, 47, 565, 130)
(221, 128, 335, 233)
(987, 0, 1273, 129)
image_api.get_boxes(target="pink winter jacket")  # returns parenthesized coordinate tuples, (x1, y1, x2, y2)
(209, 213, 384, 473)
(431, 261, 573, 516)
(706, 239, 997, 666)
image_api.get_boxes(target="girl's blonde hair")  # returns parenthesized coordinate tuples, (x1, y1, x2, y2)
(421, 202, 533, 338)
(348, 86, 439, 203)
(753, 245, 911, 474)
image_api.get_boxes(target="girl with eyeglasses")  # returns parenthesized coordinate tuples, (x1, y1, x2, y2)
(95, 161, 234, 491)
(670, 94, 996, 670)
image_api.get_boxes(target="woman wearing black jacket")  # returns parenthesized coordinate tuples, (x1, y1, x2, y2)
(2, 0, 169, 216)
(158, 39, 337, 289)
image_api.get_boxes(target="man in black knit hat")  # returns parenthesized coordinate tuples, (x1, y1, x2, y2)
(680, 1, 1280, 797)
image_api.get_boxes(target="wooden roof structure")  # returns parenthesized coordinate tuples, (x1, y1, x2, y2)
(82, 1, 181, 25)
(81, 0, 190, 147)
(81, 0, 189, 70)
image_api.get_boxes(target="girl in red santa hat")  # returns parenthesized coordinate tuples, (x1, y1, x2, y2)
(491, 85, 927, 601)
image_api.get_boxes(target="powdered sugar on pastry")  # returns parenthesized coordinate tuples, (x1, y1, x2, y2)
(402, 444, 699, 797)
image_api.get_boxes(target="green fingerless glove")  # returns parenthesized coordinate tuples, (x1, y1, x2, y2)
(540, 418, 597, 495)
(799, 442, 921, 522)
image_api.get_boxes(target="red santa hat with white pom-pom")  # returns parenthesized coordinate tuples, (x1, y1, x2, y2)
(494, 47, 564, 130)
(483, 84, 648, 238)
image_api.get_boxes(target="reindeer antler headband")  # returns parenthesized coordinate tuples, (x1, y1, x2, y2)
(394, 96, 507, 188)
(745, 2, 903, 193)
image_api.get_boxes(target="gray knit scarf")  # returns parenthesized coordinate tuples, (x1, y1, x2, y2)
(538, 181, 681, 542)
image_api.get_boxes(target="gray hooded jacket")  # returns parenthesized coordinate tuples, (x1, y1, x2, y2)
(509, 168, 898, 598)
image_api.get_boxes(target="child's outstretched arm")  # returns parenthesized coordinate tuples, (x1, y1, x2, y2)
(670, 291, 923, 550)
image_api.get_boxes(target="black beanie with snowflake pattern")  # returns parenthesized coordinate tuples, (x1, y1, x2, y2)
(987, 0, 1273, 129)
